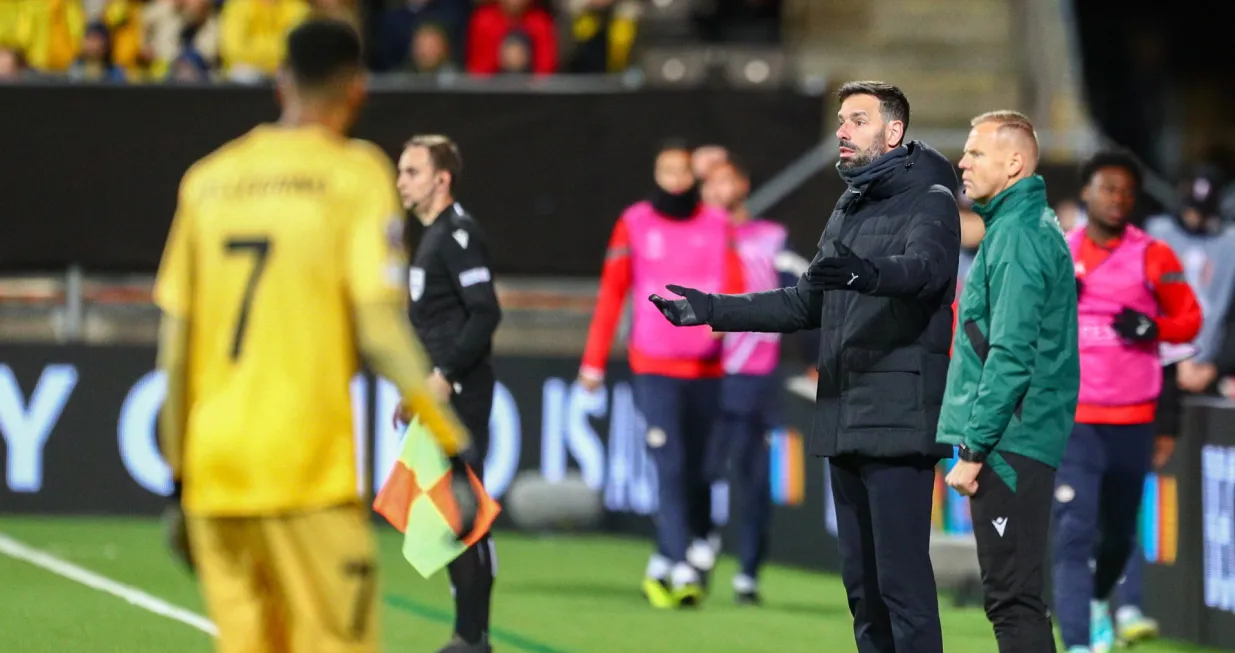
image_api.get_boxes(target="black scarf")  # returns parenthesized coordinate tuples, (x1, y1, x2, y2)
(651, 184, 701, 219)
(835, 145, 909, 209)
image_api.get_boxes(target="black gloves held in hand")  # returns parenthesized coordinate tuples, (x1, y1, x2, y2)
(448, 447, 484, 542)
(163, 481, 195, 573)
(1113, 307, 1158, 343)
(816, 242, 877, 293)
(648, 284, 712, 327)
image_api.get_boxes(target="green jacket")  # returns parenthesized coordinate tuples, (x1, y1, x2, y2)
(936, 175, 1080, 488)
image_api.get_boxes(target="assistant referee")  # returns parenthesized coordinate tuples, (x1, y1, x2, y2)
(394, 134, 502, 653)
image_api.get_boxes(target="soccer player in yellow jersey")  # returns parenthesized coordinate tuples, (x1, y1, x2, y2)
(152, 18, 480, 653)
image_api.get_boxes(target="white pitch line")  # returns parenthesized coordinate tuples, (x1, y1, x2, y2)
(0, 532, 218, 636)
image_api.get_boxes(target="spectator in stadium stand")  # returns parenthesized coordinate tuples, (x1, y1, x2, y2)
(466, 0, 558, 76)
(97, 0, 144, 76)
(218, 0, 310, 83)
(578, 141, 744, 610)
(166, 48, 212, 82)
(651, 82, 958, 652)
(67, 22, 127, 82)
(564, 0, 638, 74)
(408, 24, 460, 74)
(142, 0, 220, 78)
(0, 2, 21, 48)
(496, 29, 533, 74)
(16, 0, 86, 73)
(0, 48, 28, 81)
(1054, 150, 1201, 653)
(373, 0, 469, 71)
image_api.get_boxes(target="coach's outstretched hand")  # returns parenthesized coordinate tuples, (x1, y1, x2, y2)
(816, 242, 877, 293)
(649, 284, 711, 327)
(447, 447, 484, 543)
(163, 481, 195, 573)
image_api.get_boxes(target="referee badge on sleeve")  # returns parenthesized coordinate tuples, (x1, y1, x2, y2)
(458, 267, 491, 288)
(409, 267, 425, 302)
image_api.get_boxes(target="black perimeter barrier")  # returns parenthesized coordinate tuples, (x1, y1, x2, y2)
(0, 84, 1099, 276)
(3, 346, 1235, 649)
(0, 345, 838, 571)
(0, 85, 823, 275)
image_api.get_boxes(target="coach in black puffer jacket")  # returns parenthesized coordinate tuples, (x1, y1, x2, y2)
(656, 138, 961, 459)
(650, 81, 960, 653)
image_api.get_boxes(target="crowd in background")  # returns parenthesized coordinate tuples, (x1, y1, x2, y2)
(0, 0, 782, 83)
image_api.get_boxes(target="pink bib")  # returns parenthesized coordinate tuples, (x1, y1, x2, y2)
(626, 202, 729, 360)
(1067, 226, 1162, 406)
(724, 219, 787, 375)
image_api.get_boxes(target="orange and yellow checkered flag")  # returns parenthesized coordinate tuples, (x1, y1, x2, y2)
(373, 418, 500, 578)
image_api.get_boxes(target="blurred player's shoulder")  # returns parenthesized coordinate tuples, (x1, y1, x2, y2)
(308, 137, 398, 201)
(345, 137, 396, 169)
(175, 129, 258, 200)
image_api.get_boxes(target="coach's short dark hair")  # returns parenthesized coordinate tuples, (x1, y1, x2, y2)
(405, 134, 463, 189)
(837, 81, 911, 134)
(285, 18, 363, 89)
(1080, 149, 1143, 191)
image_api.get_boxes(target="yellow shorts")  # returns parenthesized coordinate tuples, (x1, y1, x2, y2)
(187, 503, 379, 653)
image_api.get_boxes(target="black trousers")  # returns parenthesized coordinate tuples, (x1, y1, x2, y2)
(446, 365, 495, 643)
(971, 452, 1057, 653)
(831, 455, 943, 653)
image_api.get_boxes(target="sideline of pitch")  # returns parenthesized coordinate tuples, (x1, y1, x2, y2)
(0, 531, 572, 653)
(0, 532, 218, 635)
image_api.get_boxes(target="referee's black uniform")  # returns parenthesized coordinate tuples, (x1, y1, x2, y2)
(408, 201, 502, 457)
(409, 201, 501, 652)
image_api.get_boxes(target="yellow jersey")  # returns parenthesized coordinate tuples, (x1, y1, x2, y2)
(154, 124, 408, 516)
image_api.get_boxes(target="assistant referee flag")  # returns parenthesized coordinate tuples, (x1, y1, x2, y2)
(373, 418, 501, 578)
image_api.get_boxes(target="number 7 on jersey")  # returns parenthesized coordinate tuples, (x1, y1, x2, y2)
(225, 237, 271, 360)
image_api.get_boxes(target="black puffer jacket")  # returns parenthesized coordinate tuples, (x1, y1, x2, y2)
(709, 141, 961, 458)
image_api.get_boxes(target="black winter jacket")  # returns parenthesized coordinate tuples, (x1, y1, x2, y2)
(708, 141, 961, 458)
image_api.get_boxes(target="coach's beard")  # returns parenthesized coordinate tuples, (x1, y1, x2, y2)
(837, 140, 884, 171)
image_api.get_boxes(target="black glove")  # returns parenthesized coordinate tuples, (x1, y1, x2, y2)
(648, 284, 712, 327)
(1112, 307, 1158, 343)
(162, 481, 195, 573)
(1075, 277, 1084, 299)
(816, 242, 877, 293)
(447, 446, 484, 543)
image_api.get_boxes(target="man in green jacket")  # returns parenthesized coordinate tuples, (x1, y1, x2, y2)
(937, 110, 1080, 653)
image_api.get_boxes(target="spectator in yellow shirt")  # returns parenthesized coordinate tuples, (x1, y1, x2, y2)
(565, 0, 637, 73)
(0, 3, 26, 50)
(100, 0, 145, 75)
(219, 0, 311, 82)
(18, 0, 87, 73)
(144, 0, 221, 79)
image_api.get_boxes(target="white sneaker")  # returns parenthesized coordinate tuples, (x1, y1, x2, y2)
(1115, 605, 1160, 643)
(686, 539, 716, 572)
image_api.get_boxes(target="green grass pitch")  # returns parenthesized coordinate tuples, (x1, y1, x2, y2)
(0, 517, 1218, 653)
